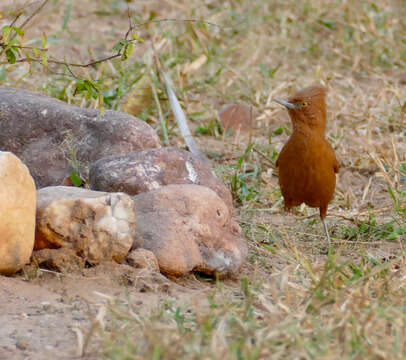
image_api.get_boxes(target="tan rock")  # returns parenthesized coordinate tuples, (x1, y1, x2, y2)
(126, 248, 159, 272)
(89, 147, 233, 212)
(219, 103, 258, 133)
(0, 152, 36, 274)
(35, 186, 135, 265)
(132, 184, 247, 277)
(33, 248, 85, 274)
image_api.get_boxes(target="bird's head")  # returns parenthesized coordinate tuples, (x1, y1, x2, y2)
(274, 85, 328, 133)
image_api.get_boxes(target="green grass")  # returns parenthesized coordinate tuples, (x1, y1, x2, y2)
(100, 251, 406, 359)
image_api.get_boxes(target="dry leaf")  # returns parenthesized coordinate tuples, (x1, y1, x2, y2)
(182, 55, 207, 74)
(122, 72, 153, 116)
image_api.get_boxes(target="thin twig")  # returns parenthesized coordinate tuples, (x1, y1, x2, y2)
(0, 0, 50, 57)
(0, 43, 48, 51)
(16, 0, 50, 35)
(133, 18, 229, 29)
(0, 0, 49, 58)
(0, 12, 22, 57)
(123, 3, 134, 41)
(0, 52, 124, 67)
(64, 61, 78, 78)
(0, 6, 236, 75)
(8, 11, 23, 29)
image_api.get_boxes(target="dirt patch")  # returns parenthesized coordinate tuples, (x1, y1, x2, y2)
(0, 262, 201, 359)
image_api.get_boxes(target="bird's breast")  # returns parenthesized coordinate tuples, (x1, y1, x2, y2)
(277, 135, 336, 208)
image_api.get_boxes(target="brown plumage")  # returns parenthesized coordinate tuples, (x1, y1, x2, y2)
(274, 84, 339, 246)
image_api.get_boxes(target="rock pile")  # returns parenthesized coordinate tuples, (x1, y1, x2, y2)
(0, 87, 247, 276)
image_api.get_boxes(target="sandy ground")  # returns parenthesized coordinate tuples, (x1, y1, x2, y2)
(0, 262, 190, 360)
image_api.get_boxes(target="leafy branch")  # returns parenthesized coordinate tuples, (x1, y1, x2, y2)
(0, 1, 227, 117)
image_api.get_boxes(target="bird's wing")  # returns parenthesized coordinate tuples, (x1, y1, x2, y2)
(333, 155, 339, 173)
(275, 146, 287, 168)
(326, 142, 339, 173)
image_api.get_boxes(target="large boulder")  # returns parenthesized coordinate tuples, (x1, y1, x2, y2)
(0, 152, 36, 274)
(89, 147, 233, 212)
(0, 86, 161, 187)
(132, 184, 247, 277)
(35, 186, 135, 264)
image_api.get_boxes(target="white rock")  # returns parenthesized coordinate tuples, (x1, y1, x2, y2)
(35, 186, 135, 264)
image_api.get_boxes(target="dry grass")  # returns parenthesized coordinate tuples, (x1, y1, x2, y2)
(1, 0, 406, 359)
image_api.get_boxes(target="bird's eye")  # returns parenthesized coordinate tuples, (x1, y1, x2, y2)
(300, 101, 308, 108)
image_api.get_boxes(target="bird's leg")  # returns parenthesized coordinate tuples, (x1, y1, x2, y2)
(321, 217, 331, 248)
(319, 205, 331, 248)
(280, 201, 292, 247)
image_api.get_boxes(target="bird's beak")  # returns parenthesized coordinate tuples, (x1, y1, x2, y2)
(273, 97, 296, 109)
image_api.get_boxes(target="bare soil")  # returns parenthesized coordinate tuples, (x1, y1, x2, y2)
(0, 262, 206, 359)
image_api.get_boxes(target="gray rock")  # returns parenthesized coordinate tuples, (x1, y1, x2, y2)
(89, 147, 233, 212)
(0, 86, 161, 187)
(132, 184, 247, 277)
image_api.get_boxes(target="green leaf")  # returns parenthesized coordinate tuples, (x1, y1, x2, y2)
(74, 79, 100, 99)
(388, 186, 400, 209)
(237, 142, 254, 169)
(42, 52, 47, 67)
(2, 25, 11, 42)
(5, 48, 16, 64)
(69, 170, 82, 187)
(318, 19, 336, 30)
(7, 39, 20, 47)
(349, 263, 363, 281)
(387, 232, 397, 241)
(12, 26, 24, 37)
(370, 3, 379, 12)
(273, 127, 283, 135)
(113, 39, 127, 52)
(121, 42, 133, 61)
(268, 66, 279, 78)
(132, 33, 144, 42)
(41, 33, 47, 48)
(271, 151, 278, 161)
(261, 243, 277, 254)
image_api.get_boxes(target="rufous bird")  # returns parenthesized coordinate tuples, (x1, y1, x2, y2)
(274, 85, 339, 247)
